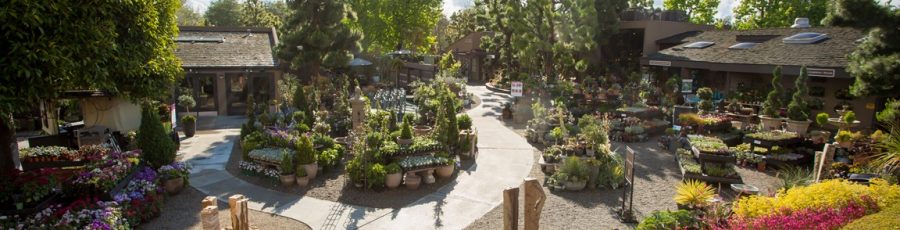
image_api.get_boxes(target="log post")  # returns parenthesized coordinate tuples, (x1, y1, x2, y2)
(814, 144, 836, 183)
(202, 196, 217, 209)
(503, 187, 519, 230)
(229, 195, 250, 230)
(523, 178, 545, 230)
(201, 206, 220, 230)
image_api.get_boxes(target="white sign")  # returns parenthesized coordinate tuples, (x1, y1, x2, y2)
(649, 60, 671, 67)
(170, 104, 177, 128)
(807, 68, 836, 78)
(511, 81, 524, 97)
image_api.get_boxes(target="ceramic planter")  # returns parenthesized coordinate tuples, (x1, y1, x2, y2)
(564, 180, 587, 191)
(164, 177, 185, 195)
(182, 119, 196, 137)
(759, 116, 783, 131)
(413, 125, 432, 136)
(436, 164, 454, 178)
(386, 173, 402, 189)
(280, 174, 295, 186)
(302, 163, 318, 180)
(405, 173, 421, 189)
(296, 175, 310, 187)
(785, 120, 812, 135)
(397, 137, 413, 146)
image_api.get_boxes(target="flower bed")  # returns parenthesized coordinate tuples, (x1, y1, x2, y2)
(247, 148, 293, 165)
(71, 150, 141, 198)
(744, 130, 801, 147)
(239, 161, 280, 180)
(396, 155, 450, 171)
(115, 166, 164, 225)
(688, 135, 731, 155)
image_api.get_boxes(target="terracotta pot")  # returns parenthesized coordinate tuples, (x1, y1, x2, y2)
(436, 164, 455, 178)
(837, 141, 853, 148)
(386, 173, 402, 189)
(296, 175, 310, 187)
(405, 173, 421, 189)
(302, 163, 318, 180)
(565, 180, 587, 191)
(759, 116, 783, 131)
(413, 125, 432, 136)
(785, 120, 812, 136)
(165, 177, 185, 195)
(280, 174, 295, 186)
(757, 161, 767, 172)
(397, 138, 413, 146)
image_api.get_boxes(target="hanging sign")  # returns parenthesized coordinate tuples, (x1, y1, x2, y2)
(511, 81, 524, 97)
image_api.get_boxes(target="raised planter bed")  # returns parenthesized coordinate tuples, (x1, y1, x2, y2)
(675, 151, 742, 184)
(21, 160, 87, 171)
(397, 155, 450, 172)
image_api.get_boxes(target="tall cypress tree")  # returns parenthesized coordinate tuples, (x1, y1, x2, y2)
(277, 0, 362, 79)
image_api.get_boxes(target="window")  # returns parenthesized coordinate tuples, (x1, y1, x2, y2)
(728, 42, 759, 49)
(782, 32, 829, 44)
(684, 41, 715, 49)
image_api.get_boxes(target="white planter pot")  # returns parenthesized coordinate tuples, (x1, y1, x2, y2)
(295, 175, 309, 187)
(565, 180, 587, 191)
(386, 173, 402, 189)
(303, 163, 318, 180)
(280, 174, 295, 186)
(436, 164, 454, 178)
(785, 120, 812, 135)
(759, 116, 783, 130)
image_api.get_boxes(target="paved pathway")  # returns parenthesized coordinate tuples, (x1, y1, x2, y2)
(181, 85, 534, 229)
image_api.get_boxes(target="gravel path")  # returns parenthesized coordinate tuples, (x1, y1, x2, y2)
(139, 187, 311, 230)
(466, 134, 782, 229)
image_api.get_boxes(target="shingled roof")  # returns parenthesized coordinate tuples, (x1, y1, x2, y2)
(644, 27, 863, 69)
(175, 26, 278, 68)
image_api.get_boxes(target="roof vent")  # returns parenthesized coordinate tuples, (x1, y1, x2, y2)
(783, 32, 829, 44)
(684, 41, 715, 49)
(791, 18, 810, 28)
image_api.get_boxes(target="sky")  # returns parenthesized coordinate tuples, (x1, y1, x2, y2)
(187, 0, 899, 19)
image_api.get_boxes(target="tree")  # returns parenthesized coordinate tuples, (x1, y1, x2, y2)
(787, 66, 810, 121)
(0, 0, 182, 172)
(434, 16, 452, 51)
(240, 0, 281, 28)
(204, 0, 243, 27)
(448, 7, 480, 44)
(277, 0, 362, 79)
(663, 0, 720, 25)
(177, 0, 205, 26)
(824, 0, 900, 96)
(348, 0, 442, 54)
(733, 0, 829, 29)
(138, 106, 178, 168)
(763, 66, 784, 117)
(630, 0, 654, 9)
(511, 0, 558, 78)
(477, 0, 521, 74)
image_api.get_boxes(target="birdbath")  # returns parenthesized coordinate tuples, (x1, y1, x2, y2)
(827, 118, 860, 130)
(730, 184, 760, 198)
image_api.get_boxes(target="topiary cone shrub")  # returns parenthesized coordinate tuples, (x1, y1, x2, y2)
(138, 105, 178, 168)
(762, 66, 784, 118)
(787, 66, 810, 121)
(697, 87, 714, 114)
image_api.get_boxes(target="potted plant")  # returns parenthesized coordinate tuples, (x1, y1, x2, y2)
(785, 67, 812, 135)
(436, 153, 456, 178)
(673, 180, 715, 210)
(405, 172, 421, 189)
(295, 135, 318, 179)
(279, 152, 295, 186)
(760, 67, 785, 130)
(295, 166, 309, 187)
(158, 162, 191, 195)
(696, 87, 714, 114)
(367, 163, 387, 190)
(810, 113, 832, 144)
(398, 115, 414, 145)
(178, 95, 197, 137)
(385, 163, 402, 189)
(559, 156, 588, 191)
(836, 130, 855, 148)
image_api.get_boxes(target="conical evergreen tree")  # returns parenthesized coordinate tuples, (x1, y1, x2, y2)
(138, 106, 177, 168)
(277, 0, 362, 78)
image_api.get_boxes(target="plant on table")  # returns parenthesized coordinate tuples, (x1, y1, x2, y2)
(762, 66, 784, 118)
(786, 66, 810, 122)
(703, 164, 738, 178)
(697, 87, 715, 114)
(457, 114, 472, 130)
(18, 146, 76, 162)
(745, 130, 799, 141)
(688, 135, 729, 154)
(674, 180, 716, 209)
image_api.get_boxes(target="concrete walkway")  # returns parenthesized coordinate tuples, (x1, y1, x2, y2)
(181, 85, 534, 229)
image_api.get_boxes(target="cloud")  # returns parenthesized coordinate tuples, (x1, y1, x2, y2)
(443, 0, 474, 16)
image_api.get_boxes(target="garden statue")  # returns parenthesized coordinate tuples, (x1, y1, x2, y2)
(351, 86, 367, 130)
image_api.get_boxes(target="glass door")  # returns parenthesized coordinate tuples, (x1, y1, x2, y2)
(196, 74, 217, 112)
(226, 74, 248, 115)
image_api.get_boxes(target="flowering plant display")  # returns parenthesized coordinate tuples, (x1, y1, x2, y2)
(248, 148, 294, 165)
(18, 146, 76, 162)
(239, 161, 280, 179)
(0, 169, 61, 208)
(115, 167, 163, 226)
(721, 198, 876, 230)
(158, 161, 191, 180)
(72, 150, 141, 192)
(264, 127, 300, 148)
(732, 179, 900, 219)
(55, 199, 128, 229)
(0, 205, 59, 229)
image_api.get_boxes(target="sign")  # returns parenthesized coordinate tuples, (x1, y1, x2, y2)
(170, 104, 177, 128)
(511, 81, 524, 97)
(681, 79, 693, 93)
(649, 60, 671, 67)
(625, 146, 635, 183)
(807, 68, 836, 78)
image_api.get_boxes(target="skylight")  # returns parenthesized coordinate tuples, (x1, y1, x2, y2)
(728, 42, 759, 49)
(684, 41, 714, 49)
(175, 36, 225, 43)
(782, 32, 829, 44)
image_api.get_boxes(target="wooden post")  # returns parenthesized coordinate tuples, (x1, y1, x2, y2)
(502, 187, 519, 230)
(523, 178, 545, 230)
(814, 144, 836, 182)
(229, 195, 250, 230)
(202, 196, 217, 209)
(201, 206, 220, 230)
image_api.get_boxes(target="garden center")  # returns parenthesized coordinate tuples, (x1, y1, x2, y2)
(2, 0, 900, 229)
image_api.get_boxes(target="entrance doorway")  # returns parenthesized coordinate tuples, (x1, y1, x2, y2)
(226, 73, 248, 115)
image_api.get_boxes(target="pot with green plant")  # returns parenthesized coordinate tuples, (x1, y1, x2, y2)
(810, 113, 832, 144)
(279, 152, 296, 186)
(760, 67, 785, 130)
(697, 87, 715, 114)
(385, 163, 402, 189)
(296, 135, 318, 179)
(295, 166, 309, 187)
(785, 66, 812, 135)
(398, 115, 414, 145)
(674, 180, 715, 210)
(436, 157, 456, 178)
(835, 130, 855, 148)
(178, 94, 197, 137)
(559, 156, 588, 191)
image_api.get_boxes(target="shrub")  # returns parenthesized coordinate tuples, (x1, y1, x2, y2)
(399, 116, 413, 139)
(697, 87, 714, 113)
(558, 156, 588, 182)
(178, 94, 196, 113)
(280, 151, 294, 175)
(762, 66, 784, 117)
(816, 113, 830, 126)
(138, 106, 177, 168)
(637, 210, 699, 230)
(877, 99, 900, 124)
(786, 66, 810, 121)
(181, 115, 196, 124)
(295, 135, 316, 165)
(367, 163, 387, 189)
(317, 148, 340, 170)
(674, 180, 716, 208)
(843, 111, 856, 124)
(385, 163, 401, 174)
(836, 130, 854, 142)
(843, 203, 900, 230)
(732, 179, 900, 219)
(457, 114, 472, 130)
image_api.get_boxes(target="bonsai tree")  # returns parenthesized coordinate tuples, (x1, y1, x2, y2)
(280, 151, 295, 175)
(138, 105, 178, 168)
(762, 67, 784, 118)
(696, 87, 714, 114)
(787, 66, 811, 121)
(816, 113, 830, 127)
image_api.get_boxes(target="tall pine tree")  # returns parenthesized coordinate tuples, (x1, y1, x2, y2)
(825, 0, 900, 96)
(277, 0, 362, 79)
(240, 0, 281, 28)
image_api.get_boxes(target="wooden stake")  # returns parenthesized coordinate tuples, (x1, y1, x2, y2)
(229, 195, 249, 230)
(200, 206, 220, 230)
(523, 178, 545, 230)
(502, 187, 520, 230)
(815, 144, 836, 182)
(202, 196, 217, 209)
